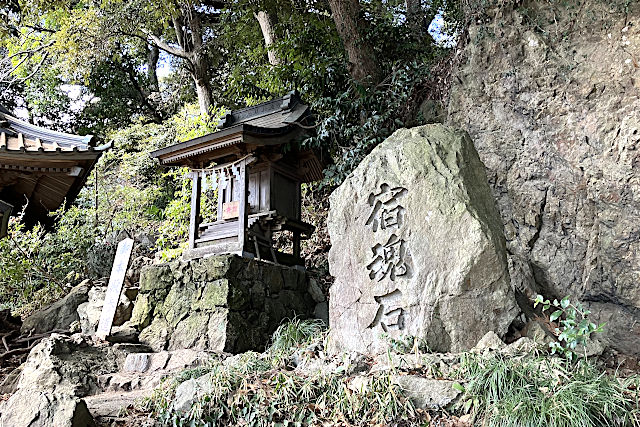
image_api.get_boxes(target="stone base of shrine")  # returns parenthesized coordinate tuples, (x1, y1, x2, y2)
(129, 254, 316, 353)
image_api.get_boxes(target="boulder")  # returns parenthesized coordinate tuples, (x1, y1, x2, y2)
(21, 281, 91, 335)
(328, 125, 519, 354)
(16, 334, 118, 397)
(472, 331, 506, 353)
(0, 334, 122, 427)
(172, 372, 214, 414)
(0, 389, 96, 427)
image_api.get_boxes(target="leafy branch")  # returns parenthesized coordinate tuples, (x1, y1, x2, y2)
(534, 295, 605, 361)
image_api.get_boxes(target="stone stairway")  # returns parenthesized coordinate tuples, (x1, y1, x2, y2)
(85, 348, 210, 425)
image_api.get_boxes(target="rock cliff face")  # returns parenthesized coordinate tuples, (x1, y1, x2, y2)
(448, 0, 640, 355)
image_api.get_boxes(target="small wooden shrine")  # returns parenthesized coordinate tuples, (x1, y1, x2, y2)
(151, 91, 325, 265)
(0, 105, 109, 232)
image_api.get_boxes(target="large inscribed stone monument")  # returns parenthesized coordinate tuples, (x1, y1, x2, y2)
(328, 124, 519, 353)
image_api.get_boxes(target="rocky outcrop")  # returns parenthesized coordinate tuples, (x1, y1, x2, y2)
(0, 389, 96, 427)
(0, 334, 117, 427)
(327, 124, 518, 354)
(0, 332, 211, 425)
(392, 376, 460, 410)
(21, 281, 91, 335)
(131, 255, 316, 353)
(447, 0, 640, 355)
(13, 334, 119, 396)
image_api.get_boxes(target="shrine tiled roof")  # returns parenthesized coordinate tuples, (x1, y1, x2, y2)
(150, 91, 311, 162)
(217, 91, 309, 130)
(0, 106, 108, 155)
(0, 105, 110, 229)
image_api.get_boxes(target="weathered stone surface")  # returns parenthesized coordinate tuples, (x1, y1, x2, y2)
(77, 286, 133, 335)
(447, 0, 640, 356)
(170, 312, 209, 350)
(132, 255, 315, 353)
(173, 372, 215, 414)
(0, 389, 96, 427)
(138, 318, 170, 352)
(393, 376, 460, 410)
(16, 334, 118, 397)
(328, 124, 518, 354)
(308, 279, 325, 303)
(85, 389, 153, 426)
(106, 322, 139, 344)
(472, 331, 506, 353)
(0, 334, 132, 427)
(21, 281, 91, 335)
(123, 353, 151, 373)
(314, 302, 329, 324)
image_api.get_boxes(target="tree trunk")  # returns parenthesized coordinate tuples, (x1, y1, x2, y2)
(147, 5, 214, 116)
(192, 55, 213, 116)
(406, 0, 423, 38)
(147, 39, 160, 92)
(327, 0, 379, 85)
(254, 10, 281, 66)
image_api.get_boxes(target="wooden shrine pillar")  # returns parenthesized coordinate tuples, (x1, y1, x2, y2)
(237, 158, 249, 253)
(188, 171, 202, 248)
(293, 231, 301, 259)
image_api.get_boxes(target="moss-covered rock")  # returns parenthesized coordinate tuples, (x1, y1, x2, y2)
(133, 255, 315, 353)
(197, 279, 229, 310)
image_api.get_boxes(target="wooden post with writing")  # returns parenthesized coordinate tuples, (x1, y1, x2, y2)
(96, 238, 134, 339)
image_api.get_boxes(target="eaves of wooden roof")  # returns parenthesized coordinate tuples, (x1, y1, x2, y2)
(150, 91, 309, 161)
(0, 107, 111, 229)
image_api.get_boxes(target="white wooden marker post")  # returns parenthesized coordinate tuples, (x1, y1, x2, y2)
(96, 238, 134, 339)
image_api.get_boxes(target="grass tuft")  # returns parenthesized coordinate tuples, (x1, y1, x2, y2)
(455, 353, 640, 427)
(267, 317, 326, 366)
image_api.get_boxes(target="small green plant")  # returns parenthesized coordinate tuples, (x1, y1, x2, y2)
(534, 295, 605, 361)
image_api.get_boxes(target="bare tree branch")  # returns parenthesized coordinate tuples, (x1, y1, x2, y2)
(146, 32, 191, 59)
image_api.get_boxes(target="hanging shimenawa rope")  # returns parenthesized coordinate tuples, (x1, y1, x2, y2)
(189, 154, 254, 174)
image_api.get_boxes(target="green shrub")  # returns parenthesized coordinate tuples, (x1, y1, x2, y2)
(267, 317, 326, 366)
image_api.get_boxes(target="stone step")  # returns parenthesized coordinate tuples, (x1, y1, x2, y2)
(97, 371, 168, 393)
(85, 389, 154, 426)
(121, 348, 211, 374)
(97, 348, 213, 393)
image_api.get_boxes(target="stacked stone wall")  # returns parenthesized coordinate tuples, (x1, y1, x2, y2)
(130, 255, 315, 353)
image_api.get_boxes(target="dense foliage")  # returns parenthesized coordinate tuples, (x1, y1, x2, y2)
(0, 104, 220, 312)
